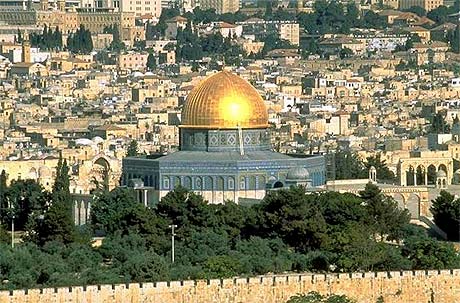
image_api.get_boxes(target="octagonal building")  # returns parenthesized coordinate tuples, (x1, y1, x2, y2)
(122, 71, 326, 204)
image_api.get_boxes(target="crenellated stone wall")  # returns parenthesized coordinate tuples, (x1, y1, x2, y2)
(2, 270, 460, 303)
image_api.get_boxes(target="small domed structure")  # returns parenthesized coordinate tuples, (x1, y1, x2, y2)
(454, 169, 460, 184)
(369, 166, 377, 183)
(436, 170, 448, 189)
(286, 167, 310, 181)
(437, 170, 447, 178)
(286, 167, 311, 187)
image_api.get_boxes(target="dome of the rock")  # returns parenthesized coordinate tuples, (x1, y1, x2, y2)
(181, 71, 268, 129)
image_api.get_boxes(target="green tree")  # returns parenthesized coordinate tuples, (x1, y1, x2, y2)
(157, 187, 214, 238)
(404, 34, 422, 50)
(403, 236, 460, 269)
(264, 0, 273, 19)
(430, 190, 460, 240)
(0, 170, 7, 215)
(29, 26, 62, 50)
(345, 2, 359, 28)
(126, 140, 139, 157)
(403, 6, 426, 17)
(430, 112, 450, 133)
(202, 255, 242, 278)
(5, 179, 49, 230)
(233, 237, 294, 274)
(359, 183, 410, 242)
(364, 154, 395, 182)
(91, 187, 165, 240)
(257, 186, 328, 252)
(16, 29, 22, 44)
(360, 11, 387, 29)
(339, 47, 353, 59)
(67, 25, 93, 54)
(31, 156, 76, 245)
(448, 24, 460, 53)
(53, 27, 63, 50)
(146, 53, 157, 70)
(104, 25, 125, 52)
(261, 32, 295, 54)
(333, 150, 367, 180)
(427, 5, 451, 24)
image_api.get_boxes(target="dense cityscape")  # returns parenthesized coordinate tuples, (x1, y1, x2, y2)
(2, 0, 460, 302)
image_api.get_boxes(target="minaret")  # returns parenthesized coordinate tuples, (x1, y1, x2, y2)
(22, 31, 31, 63)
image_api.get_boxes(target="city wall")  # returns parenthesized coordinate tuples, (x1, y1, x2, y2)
(1, 270, 460, 303)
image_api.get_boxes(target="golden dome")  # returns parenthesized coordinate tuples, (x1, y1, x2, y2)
(181, 71, 268, 129)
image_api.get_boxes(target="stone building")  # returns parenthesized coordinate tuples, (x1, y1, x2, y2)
(412, 41, 448, 65)
(0, 4, 137, 39)
(199, 0, 239, 14)
(117, 52, 148, 71)
(279, 22, 299, 46)
(122, 70, 326, 205)
(399, 0, 443, 11)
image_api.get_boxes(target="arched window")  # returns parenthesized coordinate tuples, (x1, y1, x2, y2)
(248, 176, 256, 189)
(163, 177, 170, 189)
(173, 176, 181, 188)
(217, 177, 224, 190)
(183, 176, 192, 189)
(228, 177, 235, 190)
(195, 177, 202, 190)
(204, 176, 213, 190)
(240, 177, 246, 190)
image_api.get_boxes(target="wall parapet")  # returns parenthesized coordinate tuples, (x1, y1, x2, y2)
(2, 269, 460, 303)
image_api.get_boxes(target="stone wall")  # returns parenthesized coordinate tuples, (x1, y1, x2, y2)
(2, 270, 460, 303)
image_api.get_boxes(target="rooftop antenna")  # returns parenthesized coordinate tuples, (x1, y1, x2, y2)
(238, 124, 244, 156)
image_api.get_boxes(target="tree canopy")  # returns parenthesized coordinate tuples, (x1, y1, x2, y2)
(0, 176, 457, 290)
(431, 190, 460, 240)
(30, 26, 63, 51)
(67, 25, 93, 54)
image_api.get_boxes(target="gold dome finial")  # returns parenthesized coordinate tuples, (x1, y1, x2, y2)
(181, 71, 268, 129)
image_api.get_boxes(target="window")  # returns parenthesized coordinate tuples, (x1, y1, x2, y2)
(240, 177, 245, 190)
(163, 177, 169, 189)
(228, 178, 234, 190)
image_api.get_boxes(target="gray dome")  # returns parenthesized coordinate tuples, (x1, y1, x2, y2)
(286, 167, 310, 180)
(437, 170, 447, 177)
(452, 122, 460, 135)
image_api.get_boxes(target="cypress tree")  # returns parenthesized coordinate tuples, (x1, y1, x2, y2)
(0, 170, 7, 216)
(146, 53, 156, 70)
(34, 156, 75, 245)
(16, 29, 22, 44)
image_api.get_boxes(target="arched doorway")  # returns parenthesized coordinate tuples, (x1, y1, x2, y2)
(91, 157, 111, 191)
(393, 193, 405, 210)
(406, 166, 415, 186)
(416, 165, 426, 185)
(273, 181, 284, 188)
(427, 165, 437, 185)
(407, 193, 420, 219)
(438, 164, 447, 174)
